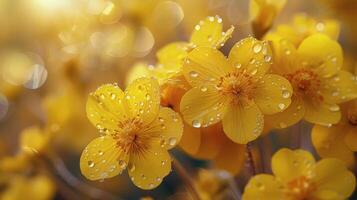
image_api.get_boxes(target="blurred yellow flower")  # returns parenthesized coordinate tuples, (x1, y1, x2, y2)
(180, 37, 292, 144)
(266, 34, 357, 129)
(311, 99, 357, 166)
(265, 13, 340, 47)
(80, 78, 183, 189)
(126, 15, 234, 85)
(250, 0, 287, 38)
(1, 175, 55, 200)
(243, 148, 356, 200)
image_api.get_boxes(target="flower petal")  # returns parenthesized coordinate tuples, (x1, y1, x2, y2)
(321, 70, 357, 104)
(86, 84, 128, 134)
(126, 63, 155, 85)
(311, 125, 355, 166)
(156, 42, 189, 71)
(228, 37, 273, 78)
(145, 107, 183, 150)
(180, 85, 228, 129)
(344, 127, 357, 151)
(183, 47, 231, 87)
(312, 158, 356, 199)
(242, 174, 285, 200)
(264, 97, 305, 129)
(213, 138, 245, 175)
(125, 78, 160, 125)
(222, 103, 264, 144)
(271, 148, 315, 182)
(190, 16, 234, 48)
(270, 38, 300, 75)
(254, 74, 292, 115)
(303, 101, 341, 126)
(80, 136, 128, 181)
(178, 124, 201, 156)
(297, 34, 343, 78)
(194, 124, 225, 159)
(128, 145, 171, 190)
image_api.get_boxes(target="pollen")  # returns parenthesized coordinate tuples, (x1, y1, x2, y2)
(286, 176, 315, 200)
(216, 69, 257, 106)
(285, 69, 323, 103)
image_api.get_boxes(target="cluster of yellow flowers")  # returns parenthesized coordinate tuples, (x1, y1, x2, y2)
(80, 1, 357, 198)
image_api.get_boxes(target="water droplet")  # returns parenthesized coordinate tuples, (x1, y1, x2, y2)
(189, 71, 198, 78)
(253, 43, 262, 53)
(88, 161, 95, 168)
(235, 63, 242, 69)
(195, 25, 200, 30)
(278, 103, 285, 110)
(316, 22, 325, 31)
(329, 105, 339, 112)
(192, 120, 201, 128)
(264, 55, 272, 62)
(110, 93, 116, 100)
(118, 160, 127, 169)
(251, 68, 258, 75)
(160, 139, 166, 147)
(249, 58, 256, 64)
(282, 90, 290, 98)
(98, 151, 104, 156)
(330, 56, 337, 63)
(128, 163, 136, 172)
(100, 94, 105, 99)
(146, 94, 151, 100)
(156, 177, 162, 182)
(168, 137, 177, 146)
(200, 86, 208, 92)
(284, 49, 291, 55)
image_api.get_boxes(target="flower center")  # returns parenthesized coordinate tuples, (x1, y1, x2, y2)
(113, 118, 151, 156)
(285, 69, 323, 103)
(216, 70, 256, 106)
(286, 176, 315, 200)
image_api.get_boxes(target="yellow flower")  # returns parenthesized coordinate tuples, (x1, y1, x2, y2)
(311, 99, 357, 166)
(1, 175, 55, 200)
(242, 148, 356, 200)
(250, 0, 287, 38)
(265, 13, 340, 47)
(265, 34, 357, 129)
(80, 78, 183, 190)
(180, 37, 293, 144)
(126, 15, 234, 85)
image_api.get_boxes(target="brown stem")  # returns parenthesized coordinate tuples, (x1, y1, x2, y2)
(246, 142, 257, 176)
(171, 156, 201, 200)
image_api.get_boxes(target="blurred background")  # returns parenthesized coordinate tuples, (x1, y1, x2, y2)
(0, 0, 356, 199)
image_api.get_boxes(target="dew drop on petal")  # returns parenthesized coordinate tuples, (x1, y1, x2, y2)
(200, 86, 208, 92)
(118, 160, 127, 169)
(329, 105, 340, 112)
(264, 55, 272, 62)
(88, 161, 95, 168)
(252, 43, 262, 53)
(282, 90, 291, 98)
(168, 137, 177, 146)
(98, 150, 104, 156)
(278, 103, 286, 110)
(192, 120, 201, 128)
(189, 71, 198, 78)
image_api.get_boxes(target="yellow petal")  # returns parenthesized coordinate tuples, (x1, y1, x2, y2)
(190, 16, 234, 48)
(128, 145, 171, 190)
(126, 63, 155, 85)
(222, 103, 264, 144)
(228, 37, 273, 78)
(180, 85, 228, 129)
(145, 107, 183, 150)
(242, 174, 285, 200)
(194, 124, 225, 159)
(254, 74, 292, 115)
(213, 138, 245, 175)
(344, 127, 357, 151)
(178, 124, 201, 156)
(270, 39, 300, 75)
(303, 101, 341, 126)
(321, 70, 357, 104)
(156, 42, 189, 71)
(183, 47, 231, 87)
(80, 136, 128, 181)
(264, 97, 305, 129)
(125, 78, 160, 125)
(297, 34, 343, 78)
(271, 148, 315, 182)
(311, 125, 355, 166)
(312, 158, 356, 199)
(86, 84, 128, 134)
